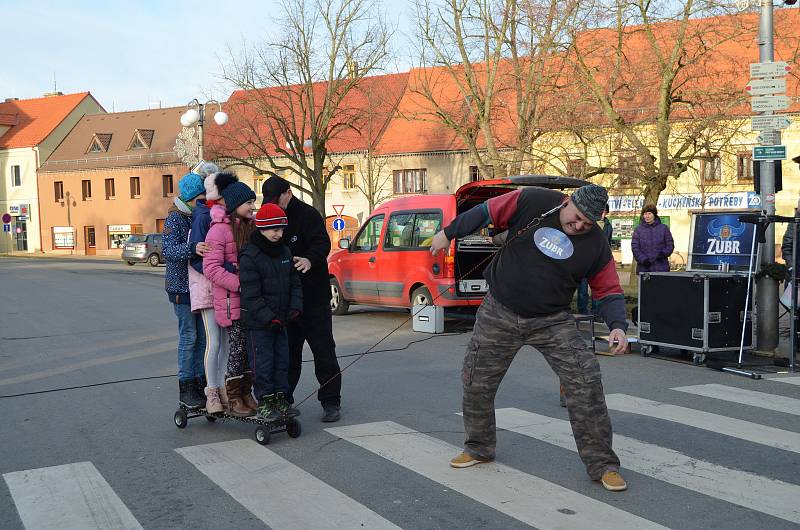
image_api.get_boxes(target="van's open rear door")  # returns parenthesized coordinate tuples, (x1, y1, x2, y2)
(454, 175, 588, 209)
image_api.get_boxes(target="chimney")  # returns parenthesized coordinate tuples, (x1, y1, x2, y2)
(43, 91, 64, 97)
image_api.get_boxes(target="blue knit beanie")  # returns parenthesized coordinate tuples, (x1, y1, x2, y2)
(221, 181, 256, 213)
(178, 172, 205, 202)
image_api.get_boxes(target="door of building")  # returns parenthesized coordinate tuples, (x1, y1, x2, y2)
(156, 218, 165, 233)
(84, 226, 96, 255)
(13, 219, 27, 251)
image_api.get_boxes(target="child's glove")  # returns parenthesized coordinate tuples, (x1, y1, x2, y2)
(268, 320, 284, 333)
(288, 309, 302, 322)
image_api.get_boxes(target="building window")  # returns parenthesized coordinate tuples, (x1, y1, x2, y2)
(81, 179, 92, 201)
(342, 164, 356, 190)
(469, 165, 494, 182)
(130, 177, 141, 198)
(162, 174, 174, 197)
(54, 181, 64, 202)
(253, 176, 264, 195)
(105, 178, 116, 200)
(11, 165, 21, 187)
(567, 158, 585, 179)
(617, 156, 637, 187)
(700, 156, 722, 182)
(128, 129, 153, 150)
(737, 153, 753, 182)
(393, 168, 428, 194)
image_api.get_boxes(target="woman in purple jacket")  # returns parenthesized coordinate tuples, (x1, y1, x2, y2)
(632, 204, 674, 273)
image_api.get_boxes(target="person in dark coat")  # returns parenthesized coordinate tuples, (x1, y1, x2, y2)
(261, 176, 342, 422)
(631, 204, 674, 273)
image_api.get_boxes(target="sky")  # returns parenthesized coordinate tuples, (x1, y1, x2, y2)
(2, 0, 415, 112)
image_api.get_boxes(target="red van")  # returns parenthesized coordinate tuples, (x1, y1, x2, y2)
(327, 175, 587, 315)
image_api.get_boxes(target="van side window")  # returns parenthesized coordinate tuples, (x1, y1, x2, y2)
(414, 213, 442, 248)
(384, 213, 415, 249)
(353, 214, 384, 252)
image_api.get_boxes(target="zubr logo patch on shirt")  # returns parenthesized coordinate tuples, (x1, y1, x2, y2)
(533, 227, 573, 260)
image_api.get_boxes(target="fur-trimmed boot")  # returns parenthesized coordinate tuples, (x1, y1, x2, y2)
(225, 375, 252, 417)
(240, 372, 259, 414)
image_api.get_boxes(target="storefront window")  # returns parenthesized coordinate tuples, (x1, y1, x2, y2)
(108, 224, 143, 249)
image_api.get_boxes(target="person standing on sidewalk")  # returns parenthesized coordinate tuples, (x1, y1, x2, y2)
(430, 184, 630, 492)
(239, 203, 303, 420)
(631, 204, 673, 273)
(261, 176, 342, 422)
(163, 172, 209, 409)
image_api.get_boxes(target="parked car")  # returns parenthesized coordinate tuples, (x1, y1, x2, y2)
(327, 175, 587, 315)
(122, 233, 163, 266)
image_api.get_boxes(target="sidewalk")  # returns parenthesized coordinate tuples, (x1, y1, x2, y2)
(1, 252, 123, 264)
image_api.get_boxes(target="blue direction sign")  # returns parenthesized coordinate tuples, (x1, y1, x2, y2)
(332, 217, 346, 231)
(753, 145, 787, 161)
(3, 224, 10, 233)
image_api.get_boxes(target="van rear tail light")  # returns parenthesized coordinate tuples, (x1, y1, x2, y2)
(444, 254, 455, 278)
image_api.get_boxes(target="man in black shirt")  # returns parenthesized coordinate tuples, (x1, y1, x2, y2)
(431, 184, 628, 491)
(262, 177, 342, 422)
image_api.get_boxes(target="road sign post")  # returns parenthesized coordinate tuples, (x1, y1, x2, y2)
(753, 145, 787, 161)
(745, 78, 787, 95)
(750, 115, 791, 131)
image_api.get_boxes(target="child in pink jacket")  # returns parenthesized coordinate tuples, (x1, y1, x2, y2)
(203, 181, 257, 417)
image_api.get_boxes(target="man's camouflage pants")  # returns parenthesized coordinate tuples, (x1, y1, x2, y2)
(461, 291, 620, 480)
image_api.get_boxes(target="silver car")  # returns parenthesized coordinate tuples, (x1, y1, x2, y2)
(122, 234, 163, 266)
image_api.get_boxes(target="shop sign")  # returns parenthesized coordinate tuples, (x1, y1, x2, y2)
(52, 226, 76, 249)
(108, 224, 132, 234)
(608, 192, 760, 213)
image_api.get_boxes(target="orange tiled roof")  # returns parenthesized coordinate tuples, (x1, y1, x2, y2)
(0, 92, 96, 149)
(205, 72, 409, 160)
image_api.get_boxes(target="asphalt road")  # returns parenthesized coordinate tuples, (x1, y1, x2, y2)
(1, 257, 799, 529)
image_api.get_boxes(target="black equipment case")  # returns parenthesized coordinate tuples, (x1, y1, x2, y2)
(637, 272, 753, 353)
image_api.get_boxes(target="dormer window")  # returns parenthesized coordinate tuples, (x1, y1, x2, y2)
(86, 133, 112, 153)
(128, 129, 154, 150)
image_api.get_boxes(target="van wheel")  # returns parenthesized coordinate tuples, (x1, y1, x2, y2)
(330, 278, 349, 315)
(126, 261, 136, 266)
(148, 253, 160, 267)
(411, 286, 433, 307)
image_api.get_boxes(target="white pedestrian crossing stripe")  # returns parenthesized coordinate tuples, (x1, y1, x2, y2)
(3, 462, 142, 530)
(606, 393, 800, 454)
(672, 383, 800, 416)
(176, 439, 401, 530)
(493, 408, 800, 524)
(767, 375, 800, 386)
(326, 420, 668, 530)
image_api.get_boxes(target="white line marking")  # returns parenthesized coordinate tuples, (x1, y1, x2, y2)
(326, 420, 667, 530)
(606, 394, 800, 454)
(494, 408, 800, 524)
(176, 439, 401, 530)
(767, 376, 800, 386)
(672, 384, 800, 416)
(3, 462, 143, 530)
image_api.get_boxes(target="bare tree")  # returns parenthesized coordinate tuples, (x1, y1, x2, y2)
(564, 0, 761, 206)
(211, 0, 391, 214)
(410, 0, 581, 179)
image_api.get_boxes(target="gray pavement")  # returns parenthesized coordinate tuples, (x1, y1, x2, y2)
(1, 257, 799, 529)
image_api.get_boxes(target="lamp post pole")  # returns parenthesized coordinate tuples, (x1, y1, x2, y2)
(180, 100, 227, 165)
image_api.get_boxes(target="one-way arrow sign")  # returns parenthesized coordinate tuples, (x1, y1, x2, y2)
(751, 115, 792, 131)
(746, 78, 786, 96)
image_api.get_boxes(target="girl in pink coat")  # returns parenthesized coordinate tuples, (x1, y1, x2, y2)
(203, 181, 257, 416)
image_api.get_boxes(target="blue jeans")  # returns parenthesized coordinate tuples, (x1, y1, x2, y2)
(172, 302, 206, 381)
(248, 328, 290, 400)
(577, 279, 590, 314)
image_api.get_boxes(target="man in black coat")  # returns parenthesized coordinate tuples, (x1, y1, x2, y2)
(262, 176, 342, 422)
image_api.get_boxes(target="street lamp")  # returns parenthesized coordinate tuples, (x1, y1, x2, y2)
(59, 190, 77, 255)
(179, 99, 228, 162)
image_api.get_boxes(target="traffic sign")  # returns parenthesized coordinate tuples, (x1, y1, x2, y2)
(1, 213, 10, 224)
(746, 78, 786, 96)
(2, 224, 9, 233)
(753, 145, 787, 161)
(750, 95, 791, 112)
(757, 130, 781, 145)
(332, 217, 345, 231)
(751, 115, 792, 131)
(750, 61, 790, 79)
(332, 204, 345, 217)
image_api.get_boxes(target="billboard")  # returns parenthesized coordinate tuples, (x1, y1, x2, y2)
(687, 211, 756, 272)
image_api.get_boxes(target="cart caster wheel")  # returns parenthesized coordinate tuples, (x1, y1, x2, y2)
(174, 410, 188, 429)
(693, 354, 705, 366)
(286, 419, 301, 439)
(205, 415, 217, 423)
(641, 345, 652, 357)
(254, 426, 271, 445)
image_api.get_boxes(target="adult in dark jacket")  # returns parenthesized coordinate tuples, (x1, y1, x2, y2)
(631, 204, 674, 273)
(262, 176, 342, 422)
(240, 203, 303, 420)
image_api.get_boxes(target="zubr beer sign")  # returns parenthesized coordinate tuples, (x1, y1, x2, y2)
(687, 212, 756, 272)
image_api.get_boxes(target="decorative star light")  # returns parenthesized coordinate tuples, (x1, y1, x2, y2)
(174, 126, 200, 167)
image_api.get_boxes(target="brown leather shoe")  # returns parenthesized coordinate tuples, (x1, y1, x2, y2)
(240, 372, 259, 414)
(599, 470, 627, 492)
(449, 452, 492, 468)
(225, 375, 252, 417)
